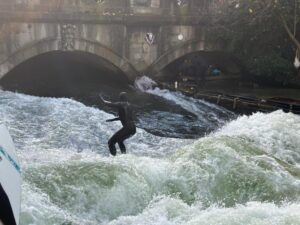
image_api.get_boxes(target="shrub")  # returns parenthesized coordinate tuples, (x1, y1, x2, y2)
(246, 54, 294, 85)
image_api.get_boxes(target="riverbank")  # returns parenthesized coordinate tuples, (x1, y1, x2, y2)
(159, 81, 300, 115)
(200, 87, 300, 100)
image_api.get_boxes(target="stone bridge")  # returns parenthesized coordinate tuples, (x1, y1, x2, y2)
(0, 0, 219, 84)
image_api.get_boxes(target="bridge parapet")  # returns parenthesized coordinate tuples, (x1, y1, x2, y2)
(0, 1, 209, 20)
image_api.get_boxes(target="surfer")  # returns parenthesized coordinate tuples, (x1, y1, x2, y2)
(99, 92, 136, 156)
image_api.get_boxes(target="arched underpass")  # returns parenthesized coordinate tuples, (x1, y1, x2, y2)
(0, 51, 132, 100)
(153, 51, 243, 89)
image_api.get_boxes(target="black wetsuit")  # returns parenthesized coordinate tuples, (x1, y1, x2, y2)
(0, 183, 17, 225)
(107, 102, 136, 156)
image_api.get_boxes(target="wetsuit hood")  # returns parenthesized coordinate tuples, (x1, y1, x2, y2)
(119, 92, 128, 102)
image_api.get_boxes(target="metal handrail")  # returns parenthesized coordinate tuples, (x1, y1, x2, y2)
(0, 2, 208, 15)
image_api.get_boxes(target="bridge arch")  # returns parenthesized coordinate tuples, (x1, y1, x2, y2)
(0, 38, 138, 82)
(146, 38, 216, 79)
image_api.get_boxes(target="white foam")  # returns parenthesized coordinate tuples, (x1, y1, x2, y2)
(217, 110, 300, 164)
(109, 197, 300, 225)
(1, 90, 299, 225)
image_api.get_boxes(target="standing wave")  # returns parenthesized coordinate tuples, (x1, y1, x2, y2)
(0, 90, 299, 225)
(134, 76, 236, 135)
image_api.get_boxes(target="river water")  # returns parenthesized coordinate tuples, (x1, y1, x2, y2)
(0, 86, 300, 225)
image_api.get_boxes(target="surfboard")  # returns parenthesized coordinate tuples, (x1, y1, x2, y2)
(0, 125, 21, 225)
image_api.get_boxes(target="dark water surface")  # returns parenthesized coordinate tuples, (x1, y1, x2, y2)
(1, 73, 235, 139)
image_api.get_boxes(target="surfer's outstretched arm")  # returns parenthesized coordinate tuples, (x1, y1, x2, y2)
(98, 95, 120, 108)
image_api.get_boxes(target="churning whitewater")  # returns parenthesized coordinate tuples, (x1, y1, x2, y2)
(0, 90, 300, 225)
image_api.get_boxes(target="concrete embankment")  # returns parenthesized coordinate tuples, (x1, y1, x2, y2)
(160, 82, 300, 115)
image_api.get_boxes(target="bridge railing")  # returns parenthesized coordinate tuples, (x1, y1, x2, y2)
(0, 2, 127, 14)
(0, 2, 208, 17)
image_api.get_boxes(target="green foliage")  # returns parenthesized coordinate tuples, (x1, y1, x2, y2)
(208, 0, 300, 85)
(246, 54, 294, 84)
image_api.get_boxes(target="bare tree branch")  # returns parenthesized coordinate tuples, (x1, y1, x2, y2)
(279, 13, 300, 52)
